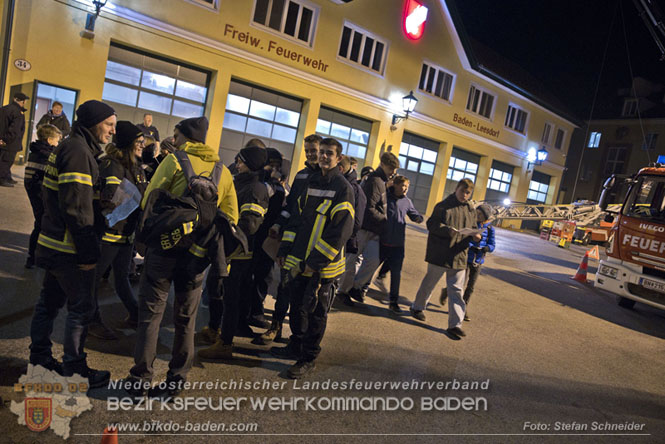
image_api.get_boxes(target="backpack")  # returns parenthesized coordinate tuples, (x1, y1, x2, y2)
(137, 150, 223, 251)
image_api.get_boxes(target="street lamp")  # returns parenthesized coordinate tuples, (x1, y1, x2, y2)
(391, 91, 418, 126)
(527, 146, 548, 169)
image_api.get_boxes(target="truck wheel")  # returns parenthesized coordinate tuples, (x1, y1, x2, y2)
(617, 296, 636, 309)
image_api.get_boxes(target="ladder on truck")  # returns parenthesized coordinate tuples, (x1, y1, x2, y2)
(480, 202, 622, 227)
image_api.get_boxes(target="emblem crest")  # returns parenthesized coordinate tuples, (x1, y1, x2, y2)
(25, 398, 51, 432)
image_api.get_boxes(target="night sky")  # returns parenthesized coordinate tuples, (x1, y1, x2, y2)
(454, 0, 665, 120)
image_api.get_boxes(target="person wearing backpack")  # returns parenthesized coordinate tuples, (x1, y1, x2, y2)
(198, 145, 269, 361)
(126, 116, 238, 399)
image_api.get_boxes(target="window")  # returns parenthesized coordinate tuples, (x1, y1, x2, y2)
(604, 147, 627, 176)
(101, 44, 209, 135)
(588, 131, 601, 148)
(418, 62, 455, 102)
(252, 0, 319, 46)
(624, 177, 665, 222)
(541, 122, 553, 145)
(642, 133, 658, 150)
(622, 98, 639, 117)
(554, 128, 566, 150)
(186, 0, 219, 10)
(398, 141, 438, 177)
(220, 80, 302, 165)
(399, 132, 440, 213)
(488, 168, 512, 194)
(504, 104, 528, 134)
(444, 147, 480, 197)
(528, 180, 549, 203)
(338, 22, 388, 74)
(316, 106, 372, 169)
(466, 84, 495, 119)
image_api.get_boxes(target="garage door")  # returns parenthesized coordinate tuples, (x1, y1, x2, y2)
(398, 132, 439, 214)
(316, 106, 372, 170)
(220, 80, 302, 166)
(485, 160, 515, 202)
(444, 147, 480, 198)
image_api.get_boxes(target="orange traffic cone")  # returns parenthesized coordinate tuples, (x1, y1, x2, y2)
(100, 426, 118, 444)
(571, 252, 589, 283)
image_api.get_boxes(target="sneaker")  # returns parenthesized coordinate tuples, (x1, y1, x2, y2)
(447, 326, 466, 337)
(389, 302, 402, 314)
(197, 340, 233, 361)
(348, 287, 365, 304)
(287, 360, 316, 379)
(121, 376, 150, 398)
(374, 276, 388, 294)
(464, 314, 470, 322)
(88, 320, 118, 340)
(7, 177, 18, 184)
(236, 323, 255, 338)
(63, 367, 111, 389)
(338, 293, 355, 307)
(148, 375, 185, 401)
(0, 180, 14, 187)
(32, 359, 63, 376)
(195, 326, 220, 345)
(256, 321, 282, 345)
(439, 288, 448, 306)
(410, 307, 426, 321)
(25, 257, 35, 269)
(248, 316, 271, 329)
(270, 342, 301, 360)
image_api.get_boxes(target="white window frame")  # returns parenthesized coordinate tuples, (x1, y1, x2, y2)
(336, 20, 390, 77)
(588, 131, 601, 148)
(503, 102, 529, 136)
(418, 60, 456, 104)
(487, 168, 513, 194)
(250, 0, 320, 49)
(466, 83, 496, 121)
(185, 0, 220, 11)
(554, 127, 566, 150)
(622, 98, 639, 117)
(541, 121, 554, 146)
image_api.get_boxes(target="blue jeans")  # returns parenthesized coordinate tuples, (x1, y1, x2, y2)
(379, 244, 405, 303)
(29, 265, 97, 372)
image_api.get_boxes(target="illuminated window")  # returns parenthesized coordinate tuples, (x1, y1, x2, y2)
(488, 168, 512, 194)
(588, 131, 601, 148)
(338, 22, 388, 75)
(418, 62, 455, 102)
(316, 106, 372, 169)
(504, 104, 528, 134)
(466, 84, 495, 119)
(642, 133, 658, 150)
(528, 181, 548, 203)
(554, 128, 566, 150)
(541, 122, 553, 145)
(253, 0, 319, 46)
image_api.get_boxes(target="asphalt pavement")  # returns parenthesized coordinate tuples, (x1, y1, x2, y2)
(1, 168, 664, 443)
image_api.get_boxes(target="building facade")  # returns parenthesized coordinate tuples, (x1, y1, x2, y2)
(2, 0, 576, 215)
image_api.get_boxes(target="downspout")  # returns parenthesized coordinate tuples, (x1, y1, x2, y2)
(0, 0, 15, 104)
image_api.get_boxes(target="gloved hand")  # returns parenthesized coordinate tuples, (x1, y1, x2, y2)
(481, 246, 490, 253)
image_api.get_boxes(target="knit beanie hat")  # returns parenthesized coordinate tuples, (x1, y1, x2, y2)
(76, 100, 116, 128)
(477, 204, 493, 221)
(266, 147, 283, 166)
(114, 121, 143, 149)
(238, 146, 267, 172)
(175, 116, 208, 143)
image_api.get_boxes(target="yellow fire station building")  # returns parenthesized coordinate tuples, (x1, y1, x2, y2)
(1, 0, 577, 215)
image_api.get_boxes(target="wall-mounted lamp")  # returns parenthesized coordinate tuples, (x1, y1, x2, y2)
(527, 146, 548, 169)
(391, 91, 418, 127)
(81, 0, 107, 39)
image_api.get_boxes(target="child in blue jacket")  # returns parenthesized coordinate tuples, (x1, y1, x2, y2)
(440, 203, 495, 320)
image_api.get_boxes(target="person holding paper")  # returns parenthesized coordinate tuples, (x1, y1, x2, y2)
(410, 178, 480, 338)
(89, 121, 147, 340)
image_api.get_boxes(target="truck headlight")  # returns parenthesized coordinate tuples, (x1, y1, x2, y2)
(599, 264, 618, 279)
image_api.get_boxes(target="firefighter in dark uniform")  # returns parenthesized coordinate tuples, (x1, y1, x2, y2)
(198, 145, 269, 360)
(28, 100, 116, 387)
(272, 137, 355, 379)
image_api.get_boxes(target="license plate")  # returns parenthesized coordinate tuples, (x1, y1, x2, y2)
(640, 278, 665, 294)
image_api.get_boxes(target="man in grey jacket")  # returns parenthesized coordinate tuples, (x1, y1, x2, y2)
(410, 178, 481, 338)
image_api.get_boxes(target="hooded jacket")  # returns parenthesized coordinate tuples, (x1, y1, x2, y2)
(37, 110, 71, 137)
(360, 166, 389, 234)
(467, 222, 495, 265)
(24, 139, 55, 187)
(142, 141, 238, 224)
(424, 193, 476, 269)
(36, 123, 102, 267)
(381, 187, 423, 247)
(0, 101, 26, 153)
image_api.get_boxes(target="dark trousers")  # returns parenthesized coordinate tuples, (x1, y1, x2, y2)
(25, 182, 44, 260)
(130, 248, 205, 381)
(220, 259, 253, 345)
(0, 149, 17, 181)
(250, 245, 274, 322)
(464, 263, 481, 304)
(272, 273, 290, 324)
(206, 265, 224, 331)
(288, 276, 335, 362)
(94, 242, 139, 322)
(29, 264, 96, 372)
(379, 245, 405, 303)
